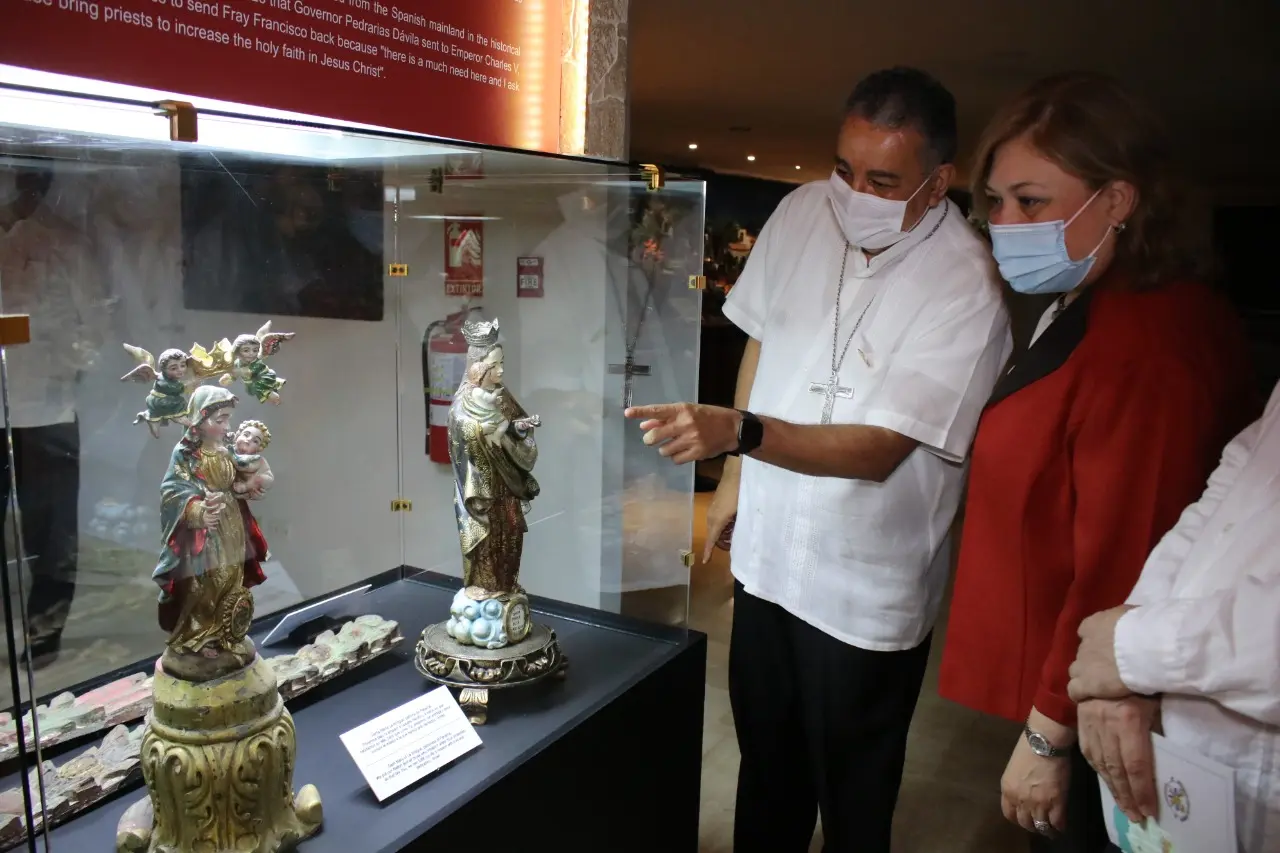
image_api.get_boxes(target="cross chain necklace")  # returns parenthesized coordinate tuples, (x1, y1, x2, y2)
(809, 199, 951, 423)
(607, 254, 659, 408)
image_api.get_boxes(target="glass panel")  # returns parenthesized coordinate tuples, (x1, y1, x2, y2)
(1, 114, 127, 849)
(393, 168, 705, 628)
(0, 80, 704, 845)
(0, 91, 412, 845)
(610, 179, 705, 626)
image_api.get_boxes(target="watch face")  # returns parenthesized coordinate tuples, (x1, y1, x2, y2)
(1028, 732, 1052, 756)
(739, 413, 764, 453)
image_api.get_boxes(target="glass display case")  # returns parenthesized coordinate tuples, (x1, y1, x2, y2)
(0, 70, 705, 851)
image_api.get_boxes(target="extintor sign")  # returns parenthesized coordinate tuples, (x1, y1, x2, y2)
(444, 220, 484, 297)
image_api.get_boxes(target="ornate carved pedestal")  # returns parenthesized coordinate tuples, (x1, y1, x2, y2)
(414, 622, 567, 725)
(115, 652, 322, 853)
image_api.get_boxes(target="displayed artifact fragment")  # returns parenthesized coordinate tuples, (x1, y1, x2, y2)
(0, 616, 401, 850)
(113, 338, 320, 853)
(0, 615, 401, 766)
(0, 673, 151, 763)
(0, 725, 144, 849)
(415, 317, 567, 724)
(270, 615, 403, 699)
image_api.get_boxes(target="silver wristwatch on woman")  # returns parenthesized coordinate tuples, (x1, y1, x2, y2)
(1024, 722, 1069, 758)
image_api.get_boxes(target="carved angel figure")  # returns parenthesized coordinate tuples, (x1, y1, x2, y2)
(120, 344, 221, 438)
(219, 321, 295, 405)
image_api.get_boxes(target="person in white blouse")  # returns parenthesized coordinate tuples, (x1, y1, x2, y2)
(1067, 381, 1280, 853)
(0, 162, 104, 669)
(626, 67, 1011, 853)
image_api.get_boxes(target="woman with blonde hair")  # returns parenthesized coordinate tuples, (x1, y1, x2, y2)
(939, 72, 1258, 851)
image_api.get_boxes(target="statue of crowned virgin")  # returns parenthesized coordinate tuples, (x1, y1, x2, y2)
(415, 316, 565, 724)
(446, 318, 542, 650)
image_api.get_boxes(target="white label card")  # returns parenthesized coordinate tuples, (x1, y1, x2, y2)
(340, 686, 483, 801)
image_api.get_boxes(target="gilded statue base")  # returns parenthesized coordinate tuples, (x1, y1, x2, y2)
(115, 654, 322, 853)
(414, 621, 567, 725)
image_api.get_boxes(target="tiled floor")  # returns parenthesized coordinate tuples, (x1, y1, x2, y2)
(688, 491, 1028, 853)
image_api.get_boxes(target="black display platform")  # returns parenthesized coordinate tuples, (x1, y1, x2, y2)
(45, 572, 707, 853)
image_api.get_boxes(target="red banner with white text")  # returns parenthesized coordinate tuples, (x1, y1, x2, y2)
(0, 0, 562, 153)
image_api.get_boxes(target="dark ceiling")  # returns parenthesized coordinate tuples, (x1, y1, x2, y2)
(629, 0, 1280, 202)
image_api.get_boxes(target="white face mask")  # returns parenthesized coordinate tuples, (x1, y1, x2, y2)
(827, 170, 933, 250)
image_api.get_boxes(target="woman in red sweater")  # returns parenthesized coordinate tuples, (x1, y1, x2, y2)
(939, 73, 1257, 851)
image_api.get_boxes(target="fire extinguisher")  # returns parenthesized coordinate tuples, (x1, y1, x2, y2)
(423, 306, 484, 463)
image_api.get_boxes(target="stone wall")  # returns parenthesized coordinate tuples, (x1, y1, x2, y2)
(584, 0, 629, 161)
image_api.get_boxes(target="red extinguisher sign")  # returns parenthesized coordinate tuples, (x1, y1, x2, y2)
(423, 307, 484, 463)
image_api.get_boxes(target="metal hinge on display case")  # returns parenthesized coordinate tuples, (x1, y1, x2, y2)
(154, 100, 198, 143)
(640, 163, 665, 191)
(0, 315, 31, 347)
(688, 275, 707, 290)
(390, 499, 413, 512)
(680, 550, 695, 568)
(388, 263, 409, 277)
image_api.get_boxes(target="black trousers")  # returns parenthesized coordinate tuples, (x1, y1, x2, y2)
(729, 581, 932, 853)
(1028, 745, 1119, 853)
(0, 422, 80, 644)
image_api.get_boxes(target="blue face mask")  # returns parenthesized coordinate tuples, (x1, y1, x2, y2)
(988, 187, 1115, 294)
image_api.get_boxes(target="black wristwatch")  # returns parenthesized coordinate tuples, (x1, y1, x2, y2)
(728, 410, 763, 457)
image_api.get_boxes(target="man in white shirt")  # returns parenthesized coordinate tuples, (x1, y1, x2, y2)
(1068, 381, 1280, 853)
(625, 67, 1011, 853)
(0, 163, 102, 669)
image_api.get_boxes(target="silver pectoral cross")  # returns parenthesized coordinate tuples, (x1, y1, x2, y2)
(608, 356, 652, 408)
(808, 373, 853, 424)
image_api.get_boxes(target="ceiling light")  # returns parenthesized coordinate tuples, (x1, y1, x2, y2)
(688, 142, 698, 150)
(746, 155, 756, 162)
(795, 165, 801, 170)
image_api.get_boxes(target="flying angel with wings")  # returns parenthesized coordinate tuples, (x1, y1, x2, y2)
(219, 321, 296, 405)
(120, 342, 229, 437)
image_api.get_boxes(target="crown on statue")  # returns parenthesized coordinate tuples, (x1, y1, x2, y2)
(462, 318, 500, 348)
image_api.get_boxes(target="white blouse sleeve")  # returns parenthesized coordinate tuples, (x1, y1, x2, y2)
(1115, 564, 1280, 726)
(1125, 416, 1262, 606)
(1114, 394, 1280, 726)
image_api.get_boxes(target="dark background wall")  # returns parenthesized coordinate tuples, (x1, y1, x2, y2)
(1215, 205, 1280, 392)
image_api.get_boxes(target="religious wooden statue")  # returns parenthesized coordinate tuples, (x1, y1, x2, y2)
(445, 318, 541, 650)
(153, 386, 268, 676)
(415, 316, 566, 725)
(114, 340, 320, 853)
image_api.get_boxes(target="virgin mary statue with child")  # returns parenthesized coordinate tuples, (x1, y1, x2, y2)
(153, 384, 269, 681)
